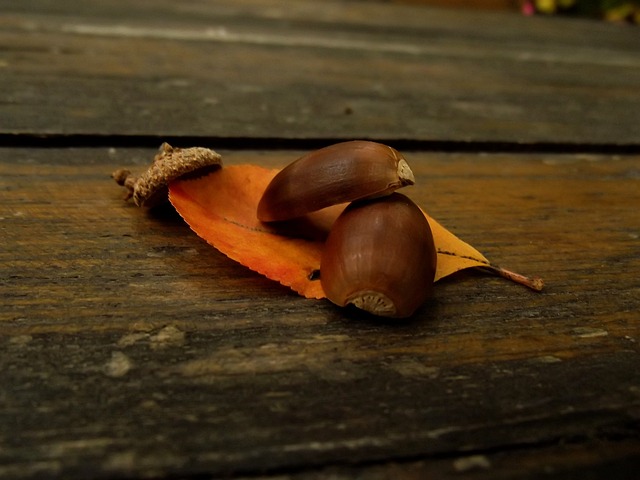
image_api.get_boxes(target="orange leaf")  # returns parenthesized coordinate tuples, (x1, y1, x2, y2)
(426, 215, 490, 279)
(170, 165, 327, 299)
(169, 165, 541, 298)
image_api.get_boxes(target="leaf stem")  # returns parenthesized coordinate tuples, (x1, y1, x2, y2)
(479, 265, 544, 291)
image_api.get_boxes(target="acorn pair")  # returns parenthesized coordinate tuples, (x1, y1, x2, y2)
(258, 141, 436, 318)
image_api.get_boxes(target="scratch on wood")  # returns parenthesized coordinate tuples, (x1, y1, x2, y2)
(9, 335, 33, 347)
(104, 351, 132, 378)
(58, 24, 640, 68)
(150, 325, 185, 350)
(572, 327, 609, 339)
(102, 451, 136, 472)
(530, 355, 563, 364)
(117, 332, 148, 347)
(453, 455, 492, 472)
(46, 438, 115, 456)
(388, 359, 440, 378)
(61, 24, 425, 55)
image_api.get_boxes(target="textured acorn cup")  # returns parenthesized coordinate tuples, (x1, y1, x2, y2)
(257, 140, 415, 222)
(112, 143, 222, 208)
(320, 193, 437, 318)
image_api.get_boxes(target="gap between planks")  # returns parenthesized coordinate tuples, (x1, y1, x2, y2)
(2, 133, 640, 155)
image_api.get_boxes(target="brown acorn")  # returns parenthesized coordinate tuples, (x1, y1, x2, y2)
(320, 193, 436, 318)
(257, 141, 414, 222)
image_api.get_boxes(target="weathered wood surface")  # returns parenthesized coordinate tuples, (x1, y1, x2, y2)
(2, 147, 639, 479)
(1, 0, 639, 145)
(2, 0, 639, 477)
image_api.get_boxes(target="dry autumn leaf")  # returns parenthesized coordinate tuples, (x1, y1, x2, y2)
(168, 165, 542, 299)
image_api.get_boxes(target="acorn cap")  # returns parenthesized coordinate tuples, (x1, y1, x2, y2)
(112, 143, 222, 208)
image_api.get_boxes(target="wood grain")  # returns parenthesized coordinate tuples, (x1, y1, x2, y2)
(1, 147, 638, 478)
(1, 0, 639, 145)
(2, 1, 639, 478)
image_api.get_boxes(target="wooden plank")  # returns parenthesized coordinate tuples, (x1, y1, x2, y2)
(1, 146, 639, 478)
(244, 439, 640, 479)
(396, 0, 520, 9)
(1, 0, 639, 145)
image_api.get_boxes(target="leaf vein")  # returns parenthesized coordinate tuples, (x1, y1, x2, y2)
(437, 249, 490, 266)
